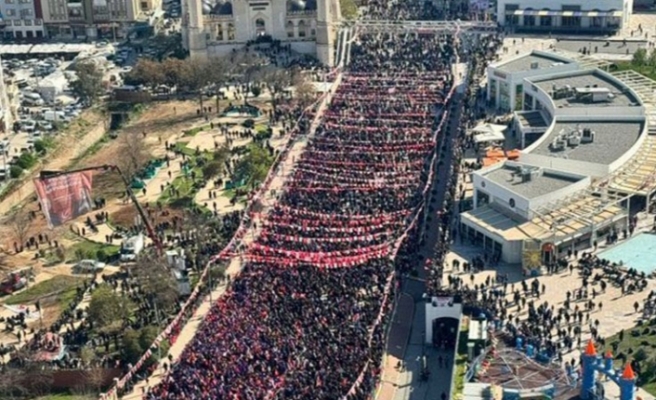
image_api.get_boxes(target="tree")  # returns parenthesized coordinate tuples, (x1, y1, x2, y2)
(294, 73, 315, 108)
(233, 52, 265, 104)
(233, 143, 273, 188)
(7, 207, 33, 248)
(208, 57, 232, 114)
(264, 69, 294, 111)
(121, 328, 144, 364)
(648, 50, 656, 69)
(161, 58, 186, 87)
(130, 253, 179, 315)
(127, 59, 165, 88)
(71, 61, 104, 106)
(178, 58, 214, 110)
(117, 132, 149, 180)
(633, 48, 647, 67)
(87, 285, 134, 331)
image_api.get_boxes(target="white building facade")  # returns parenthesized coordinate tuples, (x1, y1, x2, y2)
(497, 0, 632, 34)
(183, 0, 339, 65)
(0, 0, 46, 39)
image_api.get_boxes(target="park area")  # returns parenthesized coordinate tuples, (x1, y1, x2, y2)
(0, 47, 318, 398)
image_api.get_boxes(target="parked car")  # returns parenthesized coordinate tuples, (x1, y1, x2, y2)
(73, 259, 106, 274)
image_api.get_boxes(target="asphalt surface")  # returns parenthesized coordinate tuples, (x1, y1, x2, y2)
(390, 86, 467, 400)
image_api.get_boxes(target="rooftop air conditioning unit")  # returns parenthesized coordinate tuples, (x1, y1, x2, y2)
(581, 129, 595, 143)
(530, 62, 539, 69)
(568, 135, 581, 147)
(551, 139, 565, 151)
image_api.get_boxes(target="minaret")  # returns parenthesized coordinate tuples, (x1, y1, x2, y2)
(186, 0, 207, 60)
(316, 0, 338, 67)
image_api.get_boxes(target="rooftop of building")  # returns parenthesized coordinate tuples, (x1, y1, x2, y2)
(496, 52, 572, 74)
(532, 71, 640, 108)
(0, 43, 95, 55)
(553, 39, 648, 57)
(529, 120, 644, 165)
(484, 164, 583, 199)
(516, 110, 549, 128)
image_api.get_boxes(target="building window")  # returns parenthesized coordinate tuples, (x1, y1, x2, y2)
(286, 20, 294, 38)
(216, 24, 223, 40)
(540, 10, 552, 27)
(140, 1, 147, 9)
(227, 22, 235, 40)
(310, 27, 315, 36)
(505, 3, 519, 25)
(297, 19, 306, 37)
(24, 19, 32, 25)
(524, 9, 535, 27)
(5, 0, 14, 4)
(255, 18, 265, 36)
(6, 8, 15, 15)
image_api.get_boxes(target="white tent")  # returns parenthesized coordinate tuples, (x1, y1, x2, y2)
(471, 123, 506, 144)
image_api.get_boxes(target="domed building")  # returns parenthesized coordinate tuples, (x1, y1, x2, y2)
(182, 0, 340, 65)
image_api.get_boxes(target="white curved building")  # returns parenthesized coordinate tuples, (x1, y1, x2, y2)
(181, 0, 340, 65)
(462, 50, 656, 268)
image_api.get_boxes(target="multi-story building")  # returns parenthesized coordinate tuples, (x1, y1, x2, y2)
(0, 0, 46, 39)
(39, 0, 161, 39)
(497, 0, 633, 34)
(182, 0, 340, 66)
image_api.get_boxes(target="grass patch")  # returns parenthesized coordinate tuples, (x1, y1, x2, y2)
(183, 124, 211, 137)
(340, 0, 358, 19)
(613, 61, 656, 81)
(66, 240, 120, 262)
(160, 175, 196, 203)
(174, 141, 197, 157)
(606, 325, 656, 395)
(4, 275, 85, 306)
(69, 134, 110, 167)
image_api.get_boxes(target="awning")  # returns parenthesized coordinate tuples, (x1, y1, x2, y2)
(506, 10, 623, 17)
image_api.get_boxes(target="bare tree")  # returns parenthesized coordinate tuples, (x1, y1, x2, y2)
(233, 52, 266, 105)
(209, 57, 232, 114)
(130, 253, 179, 315)
(6, 207, 33, 249)
(293, 73, 316, 108)
(263, 69, 294, 112)
(179, 58, 214, 111)
(117, 132, 149, 180)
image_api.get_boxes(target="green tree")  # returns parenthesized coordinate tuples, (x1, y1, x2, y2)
(10, 165, 23, 179)
(264, 69, 294, 111)
(648, 50, 656, 69)
(121, 328, 144, 364)
(633, 48, 647, 67)
(233, 144, 273, 188)
(87, 285, 134, 331)
(70, 61, 104, 106)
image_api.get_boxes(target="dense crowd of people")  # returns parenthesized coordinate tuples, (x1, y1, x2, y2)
(147, 7, 466, 399)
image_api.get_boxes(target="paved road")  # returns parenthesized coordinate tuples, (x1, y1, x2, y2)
(389, 72, 468, 400)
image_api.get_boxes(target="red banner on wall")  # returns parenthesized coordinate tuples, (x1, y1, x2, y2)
(34, 171, 94, 228)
